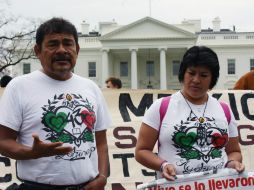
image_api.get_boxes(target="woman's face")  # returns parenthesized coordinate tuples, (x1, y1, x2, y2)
(182, 66, 212, 104)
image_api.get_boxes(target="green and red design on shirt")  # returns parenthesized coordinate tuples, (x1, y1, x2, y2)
(172, 115, 228, 173)
(41, 93, 96, 147)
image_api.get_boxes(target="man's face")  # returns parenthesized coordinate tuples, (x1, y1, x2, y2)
(34, 33, 80, 80)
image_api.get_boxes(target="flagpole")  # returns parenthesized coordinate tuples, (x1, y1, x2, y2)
(149, 0, 151, 17)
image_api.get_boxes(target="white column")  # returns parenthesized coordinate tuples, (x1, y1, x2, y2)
(159, 48, 167, 90)
(101, 49, 109, 87)
(130, 48, 138, 89)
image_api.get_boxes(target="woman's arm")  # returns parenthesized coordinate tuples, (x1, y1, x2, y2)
(225, 137, 245, 172)
(135, 122, 176, 180)
(135, 122, 161, 170)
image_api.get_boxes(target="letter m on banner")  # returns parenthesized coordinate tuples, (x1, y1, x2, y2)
(119, 93, 153, 122)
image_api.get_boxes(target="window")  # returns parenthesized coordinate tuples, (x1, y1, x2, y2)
(172, 60, 180, 76)
(227, 59, 235, 74)
(120, 62, 128, 77)
(250, 59, 254, 70)
(146, 61, 154, 76)
(88, 62, 96, 77)
(23, 63, 31, 74)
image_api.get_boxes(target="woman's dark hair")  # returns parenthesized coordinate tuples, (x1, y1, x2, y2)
(36, 17, 78, 48)
(178, 46, 220, 89)
(0, 75, 12, 87)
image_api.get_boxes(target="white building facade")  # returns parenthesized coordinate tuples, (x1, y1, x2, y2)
(13, 17, 254, 89)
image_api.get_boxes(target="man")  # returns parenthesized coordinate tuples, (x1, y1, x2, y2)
(234, 70, 254, 90)
(0, 18, 111, 190)
(105, 77, 122, 89)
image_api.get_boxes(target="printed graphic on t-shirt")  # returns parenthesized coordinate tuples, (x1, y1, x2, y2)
(41, 93, 96, 160)
(172, 113, 228, 174)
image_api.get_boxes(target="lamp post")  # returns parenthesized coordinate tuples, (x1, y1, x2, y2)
(147, 49, 153, 89)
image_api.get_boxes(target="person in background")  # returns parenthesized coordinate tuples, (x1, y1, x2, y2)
(105, 77, 122, 89)
(0, 75, 12, 88)
(0, 17, 111, 190)
(135, 46, 244, 181)
(233, 70, 254, 90)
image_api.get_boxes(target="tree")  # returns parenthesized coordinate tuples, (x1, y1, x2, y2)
(0, 1, 37, 75)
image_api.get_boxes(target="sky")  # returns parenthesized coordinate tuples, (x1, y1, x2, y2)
(3, 0, 254, 33)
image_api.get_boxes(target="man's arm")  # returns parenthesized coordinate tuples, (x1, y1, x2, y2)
(96, 130, 109, 179)
(0, 125, 32, 159)
(0, 125, 73, 160)
(84, 130, 108, 190)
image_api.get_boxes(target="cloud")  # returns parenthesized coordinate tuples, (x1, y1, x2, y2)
(8, 0, 254, 32)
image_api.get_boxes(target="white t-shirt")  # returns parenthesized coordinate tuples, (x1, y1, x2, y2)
(143, 91, 238, 177)
(0, 70, 111, 185)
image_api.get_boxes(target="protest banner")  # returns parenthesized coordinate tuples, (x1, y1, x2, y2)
(137, 168, 254, 190)
(0, 89, 254, 190)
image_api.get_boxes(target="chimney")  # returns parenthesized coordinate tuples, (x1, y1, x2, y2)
(99, 20, 118, 35)
(212, 17, 221, 32)
(81, 20, 89, 35)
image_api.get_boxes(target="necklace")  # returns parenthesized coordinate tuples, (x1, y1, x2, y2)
(180, 91, 208, 123)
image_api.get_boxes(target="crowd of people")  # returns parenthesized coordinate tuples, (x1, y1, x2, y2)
(0, 17, 249, 190)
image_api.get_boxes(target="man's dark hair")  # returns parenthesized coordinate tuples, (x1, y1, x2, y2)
(0, 75, 12, 87)
(106, 77, 122, 89)
(36, 17, 78, 47)
(178, 46, 220, 89)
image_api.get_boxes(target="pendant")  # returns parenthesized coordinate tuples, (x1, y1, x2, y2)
(199, 117, 205, 123)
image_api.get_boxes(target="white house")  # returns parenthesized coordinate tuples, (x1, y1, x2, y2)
(13, 17, 254, 89)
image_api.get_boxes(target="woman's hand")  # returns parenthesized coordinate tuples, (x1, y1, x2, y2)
(225, 160, 245, 173)
(161, 163, 177, 181)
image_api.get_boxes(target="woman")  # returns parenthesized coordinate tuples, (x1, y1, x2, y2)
(135, 46, 245, 181)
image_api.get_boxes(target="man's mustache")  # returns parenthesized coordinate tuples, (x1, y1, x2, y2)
(52, 54, 71, 62)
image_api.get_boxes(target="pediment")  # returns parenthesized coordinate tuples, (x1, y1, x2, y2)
(100, 17, 196, 40)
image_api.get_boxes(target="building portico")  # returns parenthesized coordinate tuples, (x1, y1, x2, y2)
(98, 17, 196, 89)
(100, 46, 190, 89)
